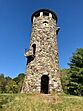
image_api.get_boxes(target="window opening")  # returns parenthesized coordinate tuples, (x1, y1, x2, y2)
(26, 55, 34, 65)
(43, 21, 48, 26)
(43, 21, 48, 24)
(32, 44, 36, 55)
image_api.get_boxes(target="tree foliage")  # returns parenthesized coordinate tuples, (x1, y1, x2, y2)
(61, 69, 70, 94)
(0, 74, 6, 93)
(62, 48, 83, 95)
(13, 73, 25, 92)
(0, 73, 25, 93)
(69, 48, 83, 68)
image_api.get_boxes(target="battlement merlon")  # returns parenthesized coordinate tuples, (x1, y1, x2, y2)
(31, 9, 58, 23)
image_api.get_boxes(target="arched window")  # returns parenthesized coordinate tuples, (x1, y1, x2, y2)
(32, 44, 36, 55)
(43, 21, 48, 27)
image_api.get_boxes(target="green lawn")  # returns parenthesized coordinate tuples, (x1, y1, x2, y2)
(0, 93, 83, 111)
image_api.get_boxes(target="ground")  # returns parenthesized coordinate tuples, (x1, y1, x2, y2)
(0, 93, 83, 111)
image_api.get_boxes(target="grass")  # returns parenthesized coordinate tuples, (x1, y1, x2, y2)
(0, 93, 83, 111)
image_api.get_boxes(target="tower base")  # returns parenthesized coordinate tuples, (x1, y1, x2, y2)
(21, 73, 62, 94)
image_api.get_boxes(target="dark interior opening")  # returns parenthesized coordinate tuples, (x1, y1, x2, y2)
(35, 12, 40, 17)
(43, 21, 48, 24)
(32, 44, 36, 55)
(26, 55, 35, 65)
(43, 11, 49, 16)
(56, 27, 60, 35)
(52, 14, 55, 20)
(41, 75, 49, 94)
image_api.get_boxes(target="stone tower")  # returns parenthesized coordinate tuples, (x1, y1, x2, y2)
(22, 9, 62, 94)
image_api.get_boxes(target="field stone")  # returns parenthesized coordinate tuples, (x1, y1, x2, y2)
(22, 9, 62, 93)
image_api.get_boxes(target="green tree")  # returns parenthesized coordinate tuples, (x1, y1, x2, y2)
(61, 69, 70, 94)
(0, 74, 7, 93)
(13, 73, 25, 92)
(5, 80, 18, 93)
(66, 48, 83, 95)
(0, 73, 25, 93)
(69, 48, 83, 68)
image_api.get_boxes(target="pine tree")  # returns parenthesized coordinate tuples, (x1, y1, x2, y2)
(67, 48, 83, 95)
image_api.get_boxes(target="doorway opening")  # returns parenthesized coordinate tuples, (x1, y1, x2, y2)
(41, 75, 49, 94)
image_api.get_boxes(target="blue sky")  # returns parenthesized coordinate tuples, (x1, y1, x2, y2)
(0, 0, 83, 77)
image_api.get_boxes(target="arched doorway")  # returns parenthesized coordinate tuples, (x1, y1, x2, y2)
(41, 75, 49, 94)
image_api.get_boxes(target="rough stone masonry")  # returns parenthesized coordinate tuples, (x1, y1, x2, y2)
(22, 9, 62, 94)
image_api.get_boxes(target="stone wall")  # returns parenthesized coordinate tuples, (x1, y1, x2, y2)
(22, 11, 62, 93)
